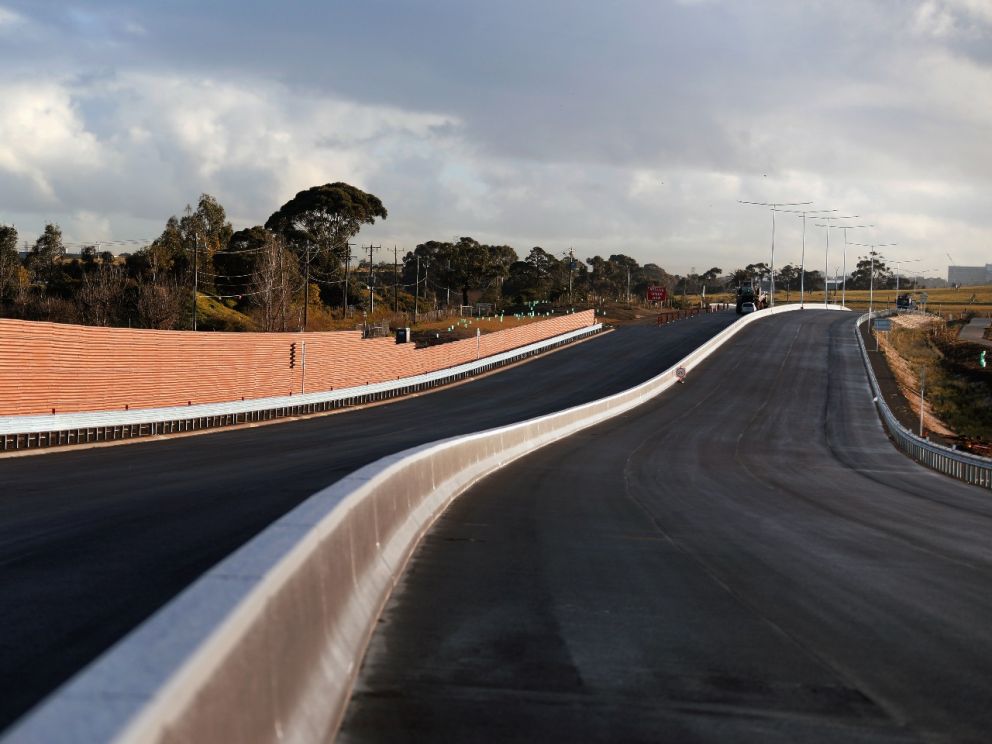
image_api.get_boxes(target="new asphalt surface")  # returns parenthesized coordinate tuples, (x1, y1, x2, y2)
(340, 310, 992, 744)
(0, 311, 735, 733)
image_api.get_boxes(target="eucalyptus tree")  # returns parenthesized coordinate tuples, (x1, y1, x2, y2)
(0, 224, 19, 307)
(265, 182, 387, 310)
(27, 223, 66, 288)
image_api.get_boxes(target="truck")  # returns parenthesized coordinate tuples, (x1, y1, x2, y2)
(736, 286, 769, 314)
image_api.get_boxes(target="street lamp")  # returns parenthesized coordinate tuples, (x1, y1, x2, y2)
(771, 208, 837, 307)
(890, 258, 921, 293)
(739, 200, 813, 306)
(834, 224, 874, 307)
(812, 215, 859, 308)
(850, 242, 897, 315)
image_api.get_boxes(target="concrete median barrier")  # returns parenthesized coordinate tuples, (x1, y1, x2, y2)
(4, 304, 847, 744)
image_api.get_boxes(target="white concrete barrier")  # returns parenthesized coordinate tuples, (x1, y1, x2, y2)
(4, 304, 847, 744)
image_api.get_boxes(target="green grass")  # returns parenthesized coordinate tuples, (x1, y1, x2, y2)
(195, 294, 257, 331)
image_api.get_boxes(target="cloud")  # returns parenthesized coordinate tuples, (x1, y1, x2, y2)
(0, 71, 462, 242)
(913, 0, 992, 38)
(0, 5, 22, 28)
(0, 0, 989, 273)
(0, 82, 103, 203)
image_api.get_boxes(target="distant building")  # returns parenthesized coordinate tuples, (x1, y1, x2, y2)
(948, 264, 992, 286)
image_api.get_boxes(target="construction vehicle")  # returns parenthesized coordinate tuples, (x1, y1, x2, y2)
(736, 285, 768, 315)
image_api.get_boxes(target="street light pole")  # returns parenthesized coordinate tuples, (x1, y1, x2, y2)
(835, 224, 874, 308)
(774, 208, 837, 307)
(890, 258, 921, 293)
(739, 200, 813, 307)
(851, 242, 897, 315)
(810, 215, 859, 307)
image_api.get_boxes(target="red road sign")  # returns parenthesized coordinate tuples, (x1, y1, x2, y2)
(647, 286, 667, 302)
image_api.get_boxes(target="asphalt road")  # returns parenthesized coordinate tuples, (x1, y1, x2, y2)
(0, 311, 735, 733)
(340, 310, 992, 744)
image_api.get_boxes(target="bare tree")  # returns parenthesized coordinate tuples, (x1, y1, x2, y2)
(78, 263, 128, 326)
(250, 232, 301, 331)
(136, 279, 183, 329)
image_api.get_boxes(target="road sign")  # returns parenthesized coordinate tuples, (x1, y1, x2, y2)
(675, 366, 687, 380)
(647, 286, 667, 302)
(874, 319, 892, 331)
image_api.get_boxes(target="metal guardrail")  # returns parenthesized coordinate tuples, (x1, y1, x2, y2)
(0, 323, 603, 452)
(855, 312, 992, 489)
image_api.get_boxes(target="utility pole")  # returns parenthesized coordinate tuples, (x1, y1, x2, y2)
(393, 245, 399, 313)
(414, 254, 421, 323)
(303, 241, 311, 331)
(186, 205, 198, 331)
(567, 247, 574, 304)
(367, 244, 380, 316)
(343, 241, 354, 317)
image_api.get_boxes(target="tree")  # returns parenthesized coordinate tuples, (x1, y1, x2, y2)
(608, 254, 641, 300)
(700, 267, 723, 284)
(745, 262, 770, 284)
(186, 193, 233, 257)
(136, 279, 183, 330)
(265, 182, 387, 309)
(728, 267, 750, 287)
(145, 215, 187, 282)
(848, 254, 892, 290)
(249, 232, 301, 331)
(502, 260, 545, 303)
(802, 269, 825, 292)
(179, 194, 234, 297)
(0, 224, 19, 307)
(213, 225, 270, 308)
(27, 223, 66, 287)
(412, 237, 516, 307)
(777, 264, 800, 298)
(77, 263, 128, 326)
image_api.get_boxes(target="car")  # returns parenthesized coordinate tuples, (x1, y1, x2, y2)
(740, 301, 756, 314)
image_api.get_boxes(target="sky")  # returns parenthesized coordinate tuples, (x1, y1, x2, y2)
(0, 1, 989, 279)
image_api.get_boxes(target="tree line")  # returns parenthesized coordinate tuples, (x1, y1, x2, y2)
(0, 182, 900, 331)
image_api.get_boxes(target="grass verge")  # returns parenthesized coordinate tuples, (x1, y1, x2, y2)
(877, 316, 992, 456)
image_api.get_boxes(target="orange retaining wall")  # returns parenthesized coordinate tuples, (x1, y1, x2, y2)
(0, 311, 595, 416)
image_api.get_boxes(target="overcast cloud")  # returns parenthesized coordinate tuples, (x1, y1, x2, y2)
(0, 0, 989, 276)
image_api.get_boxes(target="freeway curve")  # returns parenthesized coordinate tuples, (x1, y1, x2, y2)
(341, 310, 992, 744)
(0, 311, 734, 733)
